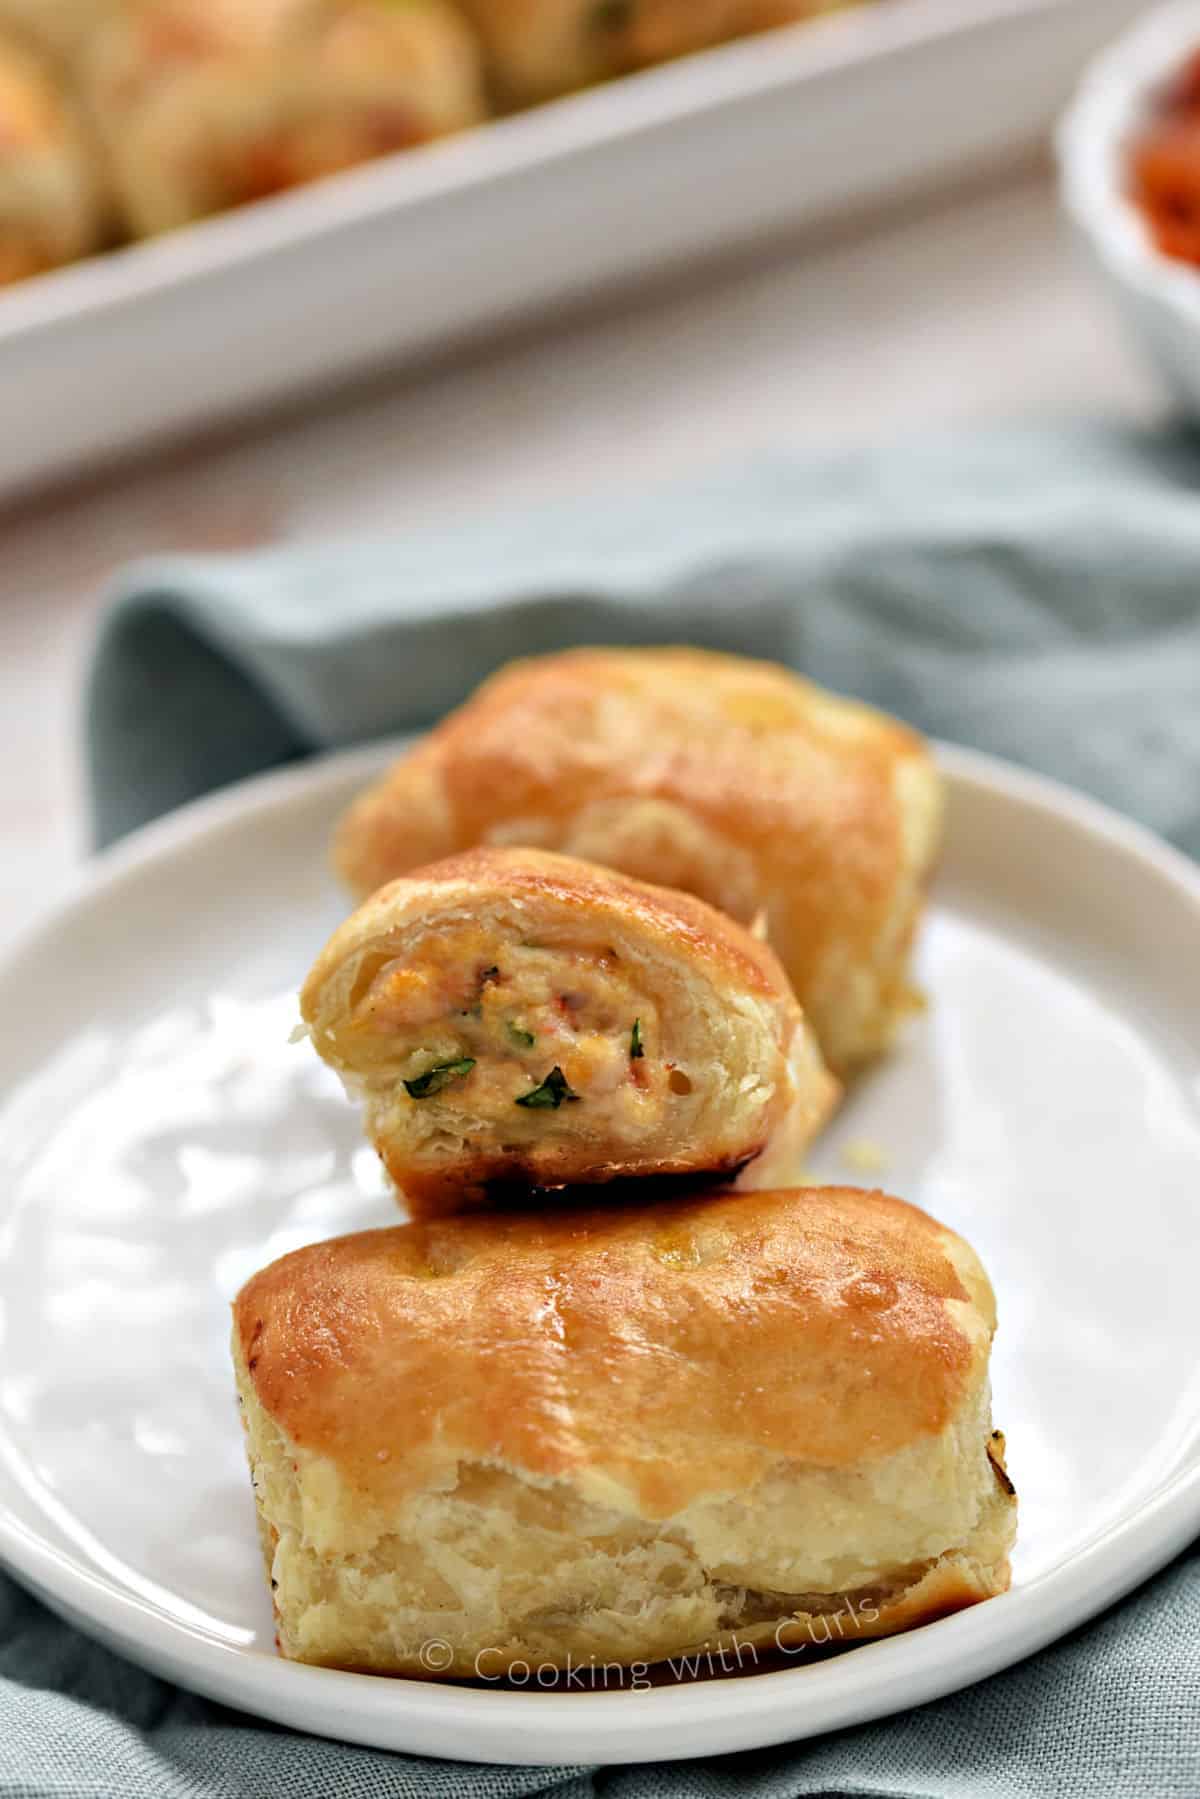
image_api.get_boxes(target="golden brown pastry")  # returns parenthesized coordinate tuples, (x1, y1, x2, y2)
(456, 0, 862, 107)
(455, 0, 737, 105)
(300, 845, 836, 1216)
(84, 0, 486, 238)
(0, 0, 119, 71)
(0, 33, 104, 283)
(738, 0, 867, 33)
(334, 647, 943, 1076)
(233, 1184, 1016, 1676)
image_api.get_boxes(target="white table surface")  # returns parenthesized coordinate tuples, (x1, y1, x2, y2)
(0, 166, 1162, 951)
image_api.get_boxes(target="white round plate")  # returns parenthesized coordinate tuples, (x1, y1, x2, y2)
(1, 742, 1199, 1767)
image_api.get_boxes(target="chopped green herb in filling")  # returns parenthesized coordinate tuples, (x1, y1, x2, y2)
(515, 1066, 581, 1109)
(507, 1021, 536, 1049)
(404, 1057, 476, 1098)
(630, 1018, 644, 1059)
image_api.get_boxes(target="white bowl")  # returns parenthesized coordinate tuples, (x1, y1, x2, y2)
(1059, 2, 1200, 416)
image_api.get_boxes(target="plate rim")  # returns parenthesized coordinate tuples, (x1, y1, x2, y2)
(2, 735, 1198, 1766)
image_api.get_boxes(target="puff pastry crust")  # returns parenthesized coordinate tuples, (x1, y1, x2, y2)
(85, 0, 485, 237)
(334, 647, 944, 1075)
(301, 845, 836, 1216)
(233, 1184, 1016, 1676)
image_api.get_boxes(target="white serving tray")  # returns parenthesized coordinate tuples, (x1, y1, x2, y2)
(1, 0, 1149, 498)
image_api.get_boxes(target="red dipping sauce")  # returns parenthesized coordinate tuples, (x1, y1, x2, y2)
(1131, 48, 1200, 266)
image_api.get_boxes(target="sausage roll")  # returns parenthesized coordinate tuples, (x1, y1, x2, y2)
(454, 0, 743, 105)
(0, 34, 103, 283)
(455, 0, 862, 107)
(334, 648, 943, 1076)
(300, 845, 836, 1217)
(85, 0, 485, 237)
(233, 1184, 1016, 1676)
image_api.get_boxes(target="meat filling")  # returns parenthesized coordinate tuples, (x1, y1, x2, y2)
(342, 929, 685, 1146)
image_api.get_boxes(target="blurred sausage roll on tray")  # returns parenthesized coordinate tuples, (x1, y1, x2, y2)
(84, 0, 486, 237)
(0, 31, 103, 284)
(457, 0, 857, 108)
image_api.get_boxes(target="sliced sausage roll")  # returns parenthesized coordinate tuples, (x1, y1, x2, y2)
(300, 846, 837, 1216)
